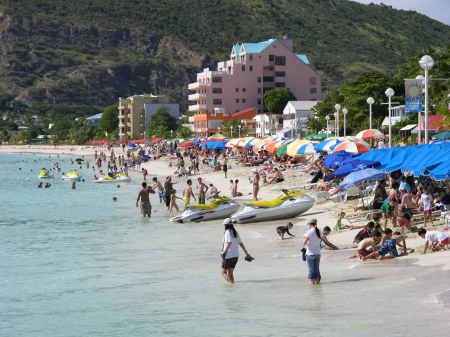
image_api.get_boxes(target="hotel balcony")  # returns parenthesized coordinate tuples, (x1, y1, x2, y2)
(188, 93, 207, 101)
(188, 82, 207, 90)
(188, 104, 207, 112)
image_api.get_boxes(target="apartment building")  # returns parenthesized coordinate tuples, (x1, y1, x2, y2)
(188, 38, 321, 137)
(118, 95, 179, 140)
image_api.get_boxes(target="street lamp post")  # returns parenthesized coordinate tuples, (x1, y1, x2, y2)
(170, 129, 174, 139)
(230, 126, 233, 138)
(419, 55, 434, 144)
(325, 115, 330, 135)
(342, 108, 348, 137)
(334, 104, 341, 137)
(238, 125, 242, 138)
(366, 97, 375, 130)
(385, 88, 395, 148)
(416, 75, 425, 144)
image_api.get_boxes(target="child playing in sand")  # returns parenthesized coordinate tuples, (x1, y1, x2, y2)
(276, 222, 296, 240)
(355, 232, 382, 260)
(363, 229, 406, 260)
(417, 228, 449, 254)
(335, 211, 352, 231)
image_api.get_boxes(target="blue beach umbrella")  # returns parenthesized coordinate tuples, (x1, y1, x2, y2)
(339, 168, 386, 189)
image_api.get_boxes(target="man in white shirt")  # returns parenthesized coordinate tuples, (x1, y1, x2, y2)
(418, 228, 449, 253)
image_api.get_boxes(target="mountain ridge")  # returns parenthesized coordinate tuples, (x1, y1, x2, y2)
(0, 0, 449, 109)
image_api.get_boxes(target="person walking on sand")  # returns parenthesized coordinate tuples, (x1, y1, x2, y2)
(197, 177, 208, 204)
(249, 169, 260, 201)
(302, 219, 322, 285)
(223, 156, 228, 178)
(136, 182, 155, 218)
(220, 218, 253, 284)
(183, 179, 196, 207)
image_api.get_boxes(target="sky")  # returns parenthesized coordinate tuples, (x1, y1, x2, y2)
(351, 0, 450, 25)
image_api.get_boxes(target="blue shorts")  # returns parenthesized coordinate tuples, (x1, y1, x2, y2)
(378, 239, 399, 257)
(306, 255, 321, 280)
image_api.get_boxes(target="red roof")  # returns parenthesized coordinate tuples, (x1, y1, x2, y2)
(415, 115, 444, 131)
(226, 107, 257, 120)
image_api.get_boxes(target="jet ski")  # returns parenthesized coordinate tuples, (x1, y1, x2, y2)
(38, 169, 53, 179)
(62, 171, 81, 181)
(114, 173, 131, 182)
(231, 190, 314, 224)
(93, 175, 115, 183)
(170, 197, 240, 223)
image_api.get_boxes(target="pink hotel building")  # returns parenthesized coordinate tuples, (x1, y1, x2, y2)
(188, 38, 321, 136)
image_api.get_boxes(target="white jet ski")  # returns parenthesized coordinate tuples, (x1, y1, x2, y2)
(231, 190, 314, 224)
(38, 169, 53, 179)
(93, 175, 116, 183)
(114, 173, 131, 182)
(170, 197, 241, 223)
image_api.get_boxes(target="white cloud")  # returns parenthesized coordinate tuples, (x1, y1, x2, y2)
(351, 0, 450, 25)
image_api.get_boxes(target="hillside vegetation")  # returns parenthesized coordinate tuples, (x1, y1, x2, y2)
(0, 0, 449, 109)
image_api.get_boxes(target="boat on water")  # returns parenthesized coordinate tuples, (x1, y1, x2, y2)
(231, 190, 314, 224)
(170, 197, 240, 223)
(38, 169, 53, 179)
(93, 174, 131, 183)
(114, 173, 131, 182)
(62, 171, 81, 181)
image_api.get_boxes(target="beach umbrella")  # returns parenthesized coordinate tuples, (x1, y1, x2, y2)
(316, 139, 342, 152)
(238, 137, 255, 147)
(227, 138, 240, 147)
(339, 168, 386, 189)
(128, 143, 137, 148)
(332, 141, 370, 154)
(287, 141, 318, 156)
(285, 139, 310, 157)
(152, 138, 165, 143)
(252, 138, 266, 151)
(356, 129, 384, 140)
(305, 133, 333, 140)
(202, 140, 226, 149)
(179, 141, 194, 148)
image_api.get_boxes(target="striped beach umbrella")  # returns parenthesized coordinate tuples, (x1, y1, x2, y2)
(238, 137, 255, 147)
(288, 142, 318, 156)
(252, 138, 267, 151)
(356, 129, 384, 140)
(286, 139, 311, 157)
(332, 141, 370, 154)
(316, 139, 342, 152)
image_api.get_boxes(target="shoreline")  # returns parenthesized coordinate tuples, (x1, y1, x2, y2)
(2, 144, 450, 273)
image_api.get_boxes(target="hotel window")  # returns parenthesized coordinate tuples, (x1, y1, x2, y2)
(235, 88, 239, 92)
(310, 77, 317, 85)
(242, 65, 246, 72)
(310, 88, 317, 94)
(264, 66, 274, 71)
(257, 77, 261, 83)
(275, 71, 285, 77)
(242, 88, 246, 92)
(275, 82, 285, 88)
(242, 98, 246, 103)
(275, 56, 286, 65)
(236, 98, 240, 103)
(213, 99, 222, 105)
(263, 76, 274, 82)
(249, 54, 253, 61)
(212, 76, 222, 83)
(212, 88, 222, 94)
(249, 66, 253, 71)
(269, 55, 275, 62)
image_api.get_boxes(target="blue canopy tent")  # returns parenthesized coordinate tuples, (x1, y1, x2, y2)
(128, 143, 137, 148)
(323, 151, 357, 170)
(434, 130, 450, 140)
(339, 168, 386, 189)
(358, 143, 450, 180)
(202, 140, 226, 149)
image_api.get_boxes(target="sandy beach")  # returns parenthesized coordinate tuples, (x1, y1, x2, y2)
(2, 144, 450, 272)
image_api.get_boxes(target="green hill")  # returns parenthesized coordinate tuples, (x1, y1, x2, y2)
(1, 0, 449, 109)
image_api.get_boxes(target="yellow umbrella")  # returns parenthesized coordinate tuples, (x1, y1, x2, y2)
(286, 139, 310, 158)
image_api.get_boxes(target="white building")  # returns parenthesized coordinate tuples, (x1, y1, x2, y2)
(282, 100, 320, 137)
(254, 113, 283, 137)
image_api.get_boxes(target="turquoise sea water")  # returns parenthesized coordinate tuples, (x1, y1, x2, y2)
(1, 153, 450, 337)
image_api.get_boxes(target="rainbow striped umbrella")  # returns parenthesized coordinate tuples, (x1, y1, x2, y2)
(332, 141, 370, 154)
(286, 139, 311, 157)
(316, 139, 342, 152)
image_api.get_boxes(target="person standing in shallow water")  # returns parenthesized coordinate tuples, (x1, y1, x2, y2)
(302, 218, 322, 285)
(220, 218, 253, 284)
(136, 182, 154, 218)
